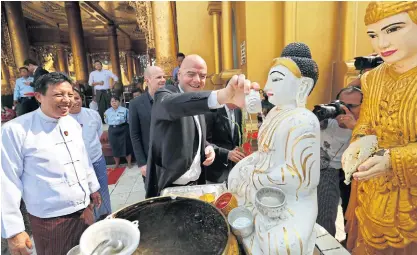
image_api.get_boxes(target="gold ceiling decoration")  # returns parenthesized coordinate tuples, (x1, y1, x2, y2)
(129, 1, 155, 49)
(1, 9, 16, 68)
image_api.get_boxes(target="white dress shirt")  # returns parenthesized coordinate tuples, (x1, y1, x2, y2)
(320, 119, 352, 169)
(1, 108, 100, 238)
(225, 105, 235, 138)
(173, 86, 223, 184)
(70, 108, 103, 163)
(88, 69, 119, 91)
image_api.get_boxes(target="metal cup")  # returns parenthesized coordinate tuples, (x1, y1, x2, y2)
(255, 187, 287, 220)
(214, 192, 238, 217)
(245, 89, 262, 114)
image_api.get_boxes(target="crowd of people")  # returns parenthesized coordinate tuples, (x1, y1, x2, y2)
(2, 2, 417, 254)
(1, 52, 367, 255)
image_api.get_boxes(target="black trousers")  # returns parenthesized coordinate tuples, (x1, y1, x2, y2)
(316, 168, 351, 237)
(95, 89, 111, 123)
(17, 97, 38, 116)
(339, 169, 351, 225)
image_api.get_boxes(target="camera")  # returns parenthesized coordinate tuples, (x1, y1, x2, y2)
(313, 100, 349, 122)
(354, 56, 383, 71)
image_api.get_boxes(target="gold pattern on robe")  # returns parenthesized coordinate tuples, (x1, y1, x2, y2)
(351, 64, 417, 250)
(294, 228, 303, 255)
(283, 227, 291, 255)
(306, 160, 316, 187)
(288, 133, 316, 199)
(268, 232, 271, 255)
(287, 208, 295, 217)
(275, 233, 280, 255)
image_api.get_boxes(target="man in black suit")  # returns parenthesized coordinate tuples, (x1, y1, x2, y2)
(23, 59, 49, 87)
(145, 55, 259, 198)
(129, 66, 166, 180)
(205, 104, 245, 183)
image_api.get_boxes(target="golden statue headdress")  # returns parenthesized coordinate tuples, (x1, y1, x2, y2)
(364, 1, 417, 25)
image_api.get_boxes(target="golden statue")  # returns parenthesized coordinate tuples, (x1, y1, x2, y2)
(343, 2, 417, 254)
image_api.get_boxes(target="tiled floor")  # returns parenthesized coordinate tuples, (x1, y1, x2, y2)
(109, 164, 146, 213)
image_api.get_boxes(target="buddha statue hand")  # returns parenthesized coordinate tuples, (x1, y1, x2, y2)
(353, 149, 391, 181)
(341, 135, 379, 184)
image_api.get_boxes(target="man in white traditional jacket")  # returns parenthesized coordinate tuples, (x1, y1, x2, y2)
(1, 72, 102, 255)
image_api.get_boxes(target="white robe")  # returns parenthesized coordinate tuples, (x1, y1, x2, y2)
(70, 107, 103, 163)
(1, 108, 100, 238)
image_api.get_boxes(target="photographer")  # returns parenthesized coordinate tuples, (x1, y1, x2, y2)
(349, 55, 383, 88)
(315, 86, 362, 238)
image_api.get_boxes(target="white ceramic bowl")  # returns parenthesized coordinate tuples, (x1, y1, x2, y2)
(79, 218, 140, 255)
(227, 206, 254, 238)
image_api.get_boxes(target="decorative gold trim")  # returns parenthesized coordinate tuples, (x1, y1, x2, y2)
(271, 58, 302, 78)
(207, 1, 221, 15)
(210, 69, 242, 86)
(364, 2, 417, 26)
(1, 9, 15, 67)
(130, 1, 155, 49)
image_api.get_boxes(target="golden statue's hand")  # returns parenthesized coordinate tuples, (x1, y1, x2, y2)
(353, 150, 391, 181)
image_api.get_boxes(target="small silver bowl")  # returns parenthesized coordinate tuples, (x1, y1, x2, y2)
(227, 206, 254, 238)
(255, 187, 287, 220)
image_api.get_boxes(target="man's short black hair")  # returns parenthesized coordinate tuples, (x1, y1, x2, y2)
(336, 85, 363, 102)
(111, 95, 120, 102)
(94, 60, 102, 65)
(177, 53, 185, 58)
(19, 67, 29, 72)
(34, 72, 73, 95)
(23, 59, 38, 66)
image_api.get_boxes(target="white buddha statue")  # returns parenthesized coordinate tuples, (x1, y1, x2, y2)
(228, 43, 320, 255)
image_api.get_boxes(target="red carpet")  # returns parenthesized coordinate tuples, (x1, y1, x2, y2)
(107, 167, 126, 185)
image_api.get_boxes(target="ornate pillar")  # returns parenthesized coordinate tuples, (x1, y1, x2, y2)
(8, 65, 17, 90)
(65, 2, 89, 84)
(134, 58, 141, 76)
(1, 58, 12, 95)
(4, 2, 30, 68)
(108, 24, 122, 89)
(221, 1, 233, 71)
(87, 54, 93, 75)
(152, 1, 177, 75)
(56, 45, 69, 74)
(208, 2, 222, 74)
(126, 52, 134, 82)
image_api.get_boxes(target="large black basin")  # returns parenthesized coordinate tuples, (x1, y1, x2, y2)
(112, 196, 230, 255)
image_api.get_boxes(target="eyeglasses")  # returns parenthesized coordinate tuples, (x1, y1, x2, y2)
(340, 101, 361, 109)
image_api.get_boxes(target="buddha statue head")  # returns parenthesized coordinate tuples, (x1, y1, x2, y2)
(364, 2, 417, 71)
(264, 42, 319, 108)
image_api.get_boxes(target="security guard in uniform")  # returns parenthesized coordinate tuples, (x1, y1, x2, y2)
(104, 96, 133, 169)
